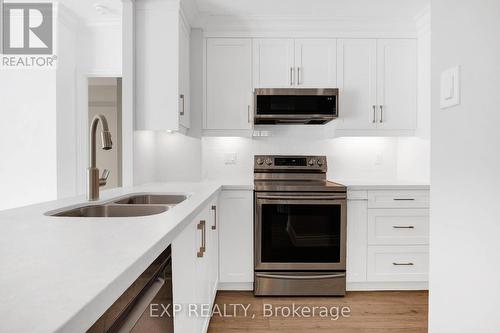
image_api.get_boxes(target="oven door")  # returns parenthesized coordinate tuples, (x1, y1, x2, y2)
(255, 192, 347, 271)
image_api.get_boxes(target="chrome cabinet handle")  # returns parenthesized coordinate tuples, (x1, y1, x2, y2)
(379, 105, 383, 123)
(290, 67, 295, 86)
(211, 205, 217, 230)
(297, 67, 301, 85)
(394, 198, 415, 201)
(393, 226, 415, 229)
(393, 262, 414, 266)
(372, 105, 377, 123)
(197, 220, 206, 257)
(179, 94, 185, 116)
(247, 105, 251, 123)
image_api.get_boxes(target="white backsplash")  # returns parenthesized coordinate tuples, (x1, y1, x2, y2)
(202, 136, 430, 183)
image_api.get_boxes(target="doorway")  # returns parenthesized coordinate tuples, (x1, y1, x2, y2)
(88, 77, 123, 189)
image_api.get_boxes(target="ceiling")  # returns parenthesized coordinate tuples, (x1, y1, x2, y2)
(60, 0, 122, 23)
(195, 0, 429, 19)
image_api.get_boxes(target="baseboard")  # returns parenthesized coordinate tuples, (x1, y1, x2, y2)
(218, 282, 254, 291)
(347, 281, 428, 291)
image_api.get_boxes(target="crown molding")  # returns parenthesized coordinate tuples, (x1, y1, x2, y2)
(200, 14, 418, 38)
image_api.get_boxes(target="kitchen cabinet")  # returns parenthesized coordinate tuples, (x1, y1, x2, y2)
(218, 189, 254, 290)
(205, 38, 253, 130)
(253, 39, 295, 88)
(346, 188, 429, 290)
(337, 39, 416, 132)
(172, 197, 219, 333)
(253, 38, 337, 88)
(135, 1, 191, 131)
(294, 39, 337, 87)
(178, 16, 191, 129)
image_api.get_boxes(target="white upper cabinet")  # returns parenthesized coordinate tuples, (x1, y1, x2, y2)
(337, 39, 377, 129)
(253, 39, 295, 88)
(376, 39, 417, 130)
(337, 38, 417, 132)
(294, 39, 337, 87)
(253, 38, 337, 88)
(135, 1, 190, 131)
(205, 38, 253, 130)
(178, 16, 191, 129)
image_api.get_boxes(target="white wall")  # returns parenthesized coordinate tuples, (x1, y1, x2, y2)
(56, 11, 79, 198)
(430, 1, 500, 332)
(0, 70, 57, 210)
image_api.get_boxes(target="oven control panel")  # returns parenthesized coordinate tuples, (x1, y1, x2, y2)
(254, 155, 327, 172)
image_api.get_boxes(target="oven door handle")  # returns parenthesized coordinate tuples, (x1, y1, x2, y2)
(255, 273, 346, 280)
(257, 195, 346, 200)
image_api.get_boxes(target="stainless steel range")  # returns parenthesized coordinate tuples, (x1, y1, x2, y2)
(254, 155, 347, 296)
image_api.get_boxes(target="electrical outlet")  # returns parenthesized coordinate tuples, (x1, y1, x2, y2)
(375, 154, 383, 166)
(224, 152, 237, 165)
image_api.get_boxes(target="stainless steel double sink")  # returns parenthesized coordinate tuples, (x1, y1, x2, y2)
(48, 194, 188, 218)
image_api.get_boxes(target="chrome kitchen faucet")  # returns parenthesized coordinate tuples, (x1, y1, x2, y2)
(87, 114, 112, 201)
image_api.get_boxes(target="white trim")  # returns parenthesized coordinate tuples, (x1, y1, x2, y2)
(218, 282, 254, 291)
(347, 281, 428, 291)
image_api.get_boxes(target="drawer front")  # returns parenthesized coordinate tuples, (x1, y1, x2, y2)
(368, 209, 429, 245)
(367, 246, 429, 282)
(368, 190, 429, 208)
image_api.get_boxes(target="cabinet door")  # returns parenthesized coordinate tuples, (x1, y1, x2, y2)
(206, 38, 253, 130)
(294, 39, 337, 87)
(219, 190, 254, 286)
(337, 39, 377, 129)
(172, 218, 197, 333)
(253, 39, 295, 88)
(179, 19, 190, 129)
(376, 39, 417, 130)
(346, 199, 368, 283)
(207, 198, 219, 301)
(193, 210, 210, 333)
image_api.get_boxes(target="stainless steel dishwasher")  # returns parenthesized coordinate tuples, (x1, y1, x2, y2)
(87, 247, 173, 333)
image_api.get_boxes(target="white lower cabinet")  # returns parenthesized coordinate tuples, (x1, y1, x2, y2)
(347, 188, 429, 290)
(218, 189, 254, 289)
(367, 245, 429, 282)
(172, 196, 219, 333)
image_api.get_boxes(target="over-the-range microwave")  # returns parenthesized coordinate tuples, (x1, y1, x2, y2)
(254, 88, 339, 125)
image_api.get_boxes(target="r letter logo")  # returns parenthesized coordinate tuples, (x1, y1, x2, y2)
(2, 2, 53, 54)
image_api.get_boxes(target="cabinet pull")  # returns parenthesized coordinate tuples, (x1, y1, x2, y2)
(393, 226, 415, 229)
(247, 105, 251, 123)
(297, 67, 301, 85)
(379, 105, 383, 123)
(290, 67, 294, 86)
(393, 198, 415, 201)
(211, 205, 217, 230)
(179, 94, 185, 116)
(197, 220, 206, 258)
(393, 262, 414, 266)
(372, 105, 377, 123)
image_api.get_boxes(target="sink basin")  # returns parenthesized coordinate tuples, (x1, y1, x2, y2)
(114, 194, 188, 206)
(51, 204, 168, 218)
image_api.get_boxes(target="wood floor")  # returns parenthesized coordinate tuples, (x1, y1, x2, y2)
(208, 291, 428, 333)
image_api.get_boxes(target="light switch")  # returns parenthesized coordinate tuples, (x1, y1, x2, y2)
(440, 66, 460, 109)
(224, 152, 237, 165)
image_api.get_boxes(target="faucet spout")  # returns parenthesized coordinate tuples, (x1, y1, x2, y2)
(88, 115, 113, 201)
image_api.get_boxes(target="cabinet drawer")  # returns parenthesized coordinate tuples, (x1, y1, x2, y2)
(368, 209, 429, 245)
(368, 190, 429, 208)
(367, 246, 428, 282)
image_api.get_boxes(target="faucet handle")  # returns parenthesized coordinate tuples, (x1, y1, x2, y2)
(99, 169, 110, 186)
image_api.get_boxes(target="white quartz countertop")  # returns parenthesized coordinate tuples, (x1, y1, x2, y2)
(0, 181, 230, 333)
(334, 179, 430, 190)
